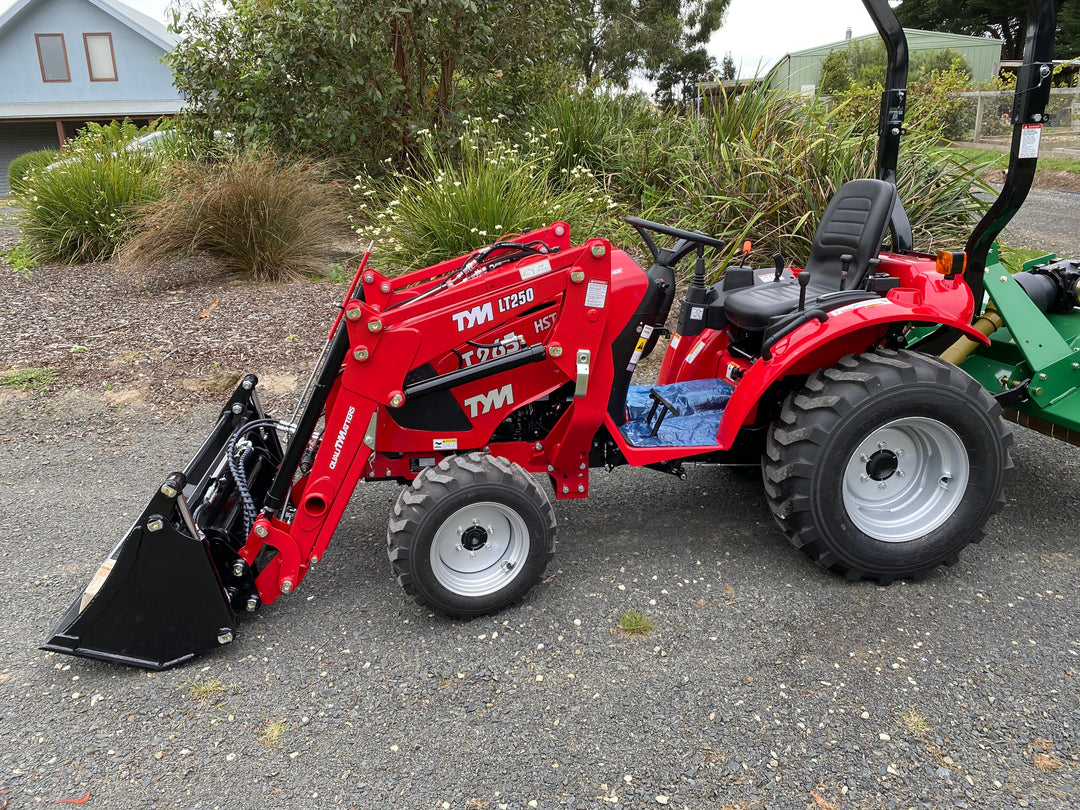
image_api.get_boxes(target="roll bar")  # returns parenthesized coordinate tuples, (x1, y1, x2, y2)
(963, 0, 1058, 306)
(861, 0, 909, 184)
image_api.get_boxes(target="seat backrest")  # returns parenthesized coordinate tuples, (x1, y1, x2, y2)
(804, 179, 898, 291)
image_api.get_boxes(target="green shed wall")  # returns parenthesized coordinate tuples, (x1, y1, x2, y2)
(768, 29, 1002, 93)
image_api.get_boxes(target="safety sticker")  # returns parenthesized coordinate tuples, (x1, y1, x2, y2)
(686, 339, 706, 365)
(433, 438, 458, 450)
(625, 325, 654, 372)
(670, 334, 682, 350)
(1019, 124, 1042, 159)
(584, 280, 608, 308)
(519, 258, 552, 281)
(829, 299, 890, 317)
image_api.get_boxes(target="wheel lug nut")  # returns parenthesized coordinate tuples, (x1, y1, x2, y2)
(860, 474, 869, 482)
(878, 482, 887, 489)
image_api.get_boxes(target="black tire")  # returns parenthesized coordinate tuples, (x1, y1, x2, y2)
(764, 349, 1012, 583)
(387, 452, 556, 617)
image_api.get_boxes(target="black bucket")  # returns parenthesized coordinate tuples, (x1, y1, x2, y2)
(42, 375, 281, 669)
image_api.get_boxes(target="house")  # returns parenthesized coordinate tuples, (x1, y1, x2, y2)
(769, 29, 1004, 94)
(0, 0, 181, 193)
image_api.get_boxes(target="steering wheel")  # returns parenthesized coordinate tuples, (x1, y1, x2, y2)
(623, 216, 725, 267)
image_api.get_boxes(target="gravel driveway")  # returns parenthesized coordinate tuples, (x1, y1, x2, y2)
(1, 387, 1079, 809)
(2, 186, 1078, 808)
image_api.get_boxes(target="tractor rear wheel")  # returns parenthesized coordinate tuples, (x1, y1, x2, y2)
(387, 453, 556, 617)
(764, 350, 1012, 583)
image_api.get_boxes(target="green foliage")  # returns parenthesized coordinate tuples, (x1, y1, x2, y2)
(819, 50, 853, 96)
(354, 119, 617, 273)
(168, 0, 581, 174)
(125, 150, 344, 283)
(830, 60, 975, 142)
(653, 46, 716, 112)
(1, 241, 39, 278)
(894, 0, 1066, 60)
(526, 90, 658, 182)
(17, 122, 165, 263)
(720, 52, 736, 82)
(579, 0, 730, 94)
(649, 85, 991, 273)
(617, 609, 655, 635)
(1, 367, 60, 393)
(7, 149, 60, 197)
(819, 40, 970, 97)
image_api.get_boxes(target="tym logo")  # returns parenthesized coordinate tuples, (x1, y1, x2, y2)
(464, 384, 514, 418)
(452, 302, 494, 332)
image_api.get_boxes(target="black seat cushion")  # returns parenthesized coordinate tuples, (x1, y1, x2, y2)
(724, 179, 898, 332)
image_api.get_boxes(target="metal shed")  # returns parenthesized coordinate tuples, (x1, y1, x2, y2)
(769, 28, 1003, 94)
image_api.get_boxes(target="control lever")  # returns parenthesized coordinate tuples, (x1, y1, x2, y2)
(798, 271, 811, 310)
(839, 253, 853, 290)
(864, 257, 881, 290)
(772, 253, 784, 282)
(739, 241, 752, 266)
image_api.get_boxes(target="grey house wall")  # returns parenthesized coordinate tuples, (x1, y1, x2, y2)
(0, 0, 179, 193)
(0, 122, 57, 193)
(0, 0, 176, 102)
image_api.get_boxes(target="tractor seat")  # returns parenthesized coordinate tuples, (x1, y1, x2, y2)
(723, 179, 900, 331)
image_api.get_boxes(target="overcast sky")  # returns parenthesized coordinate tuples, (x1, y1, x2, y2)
(4, 0, 891, 78)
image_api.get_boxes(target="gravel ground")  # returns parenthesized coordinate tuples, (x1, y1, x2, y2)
(1, 185, 1078, 809)
(999, 187, 1080, 258)
(1, 391, 1079, 809)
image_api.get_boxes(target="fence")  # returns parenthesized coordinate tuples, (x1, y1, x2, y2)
(957, 87, 1080, 158)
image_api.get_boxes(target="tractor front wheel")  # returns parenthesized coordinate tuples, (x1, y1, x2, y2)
(387, 453, 556, 617)
(764, 350, 1012, 583)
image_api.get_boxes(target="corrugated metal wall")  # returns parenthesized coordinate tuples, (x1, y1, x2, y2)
(769, 29, 1003, 93)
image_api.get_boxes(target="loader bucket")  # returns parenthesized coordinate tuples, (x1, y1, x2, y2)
(42, 375, 281, 669)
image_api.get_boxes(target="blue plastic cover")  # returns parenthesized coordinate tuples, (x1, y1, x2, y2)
(620, 378, 733, 448)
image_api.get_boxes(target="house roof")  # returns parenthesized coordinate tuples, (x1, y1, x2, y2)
(0, 99, 183, 120)
(0, 0, 177, 51)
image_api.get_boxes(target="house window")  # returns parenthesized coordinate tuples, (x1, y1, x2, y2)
(36, 33, 71, 82)
(83, 33, 117, 81)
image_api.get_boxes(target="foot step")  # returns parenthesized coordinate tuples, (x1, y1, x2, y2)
(620, 379, 733, 448)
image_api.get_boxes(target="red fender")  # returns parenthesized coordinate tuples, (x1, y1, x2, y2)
(715, 298, 990, 448)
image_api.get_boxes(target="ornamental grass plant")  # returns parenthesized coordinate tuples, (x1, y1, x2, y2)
(125, 149, 345, 283)
(17, 123, 166, 264)
(655, 85, 993, 275)
(355, 118, 619, 273)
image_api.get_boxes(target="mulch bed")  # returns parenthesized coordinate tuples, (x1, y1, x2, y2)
(3, 163, 1078, 413)
(0, 234, 350, 413)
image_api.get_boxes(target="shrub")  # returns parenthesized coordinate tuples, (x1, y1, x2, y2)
(7, 149, 60, 197)
(18, 137, 164, 264)
(355, 120, 618, 273)
(126, 150, 345, 282)
(526, 90, 656, 182)
(653, 85, 991, 274)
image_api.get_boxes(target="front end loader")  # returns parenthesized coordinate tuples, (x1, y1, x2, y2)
(46, 0, 1055, 669)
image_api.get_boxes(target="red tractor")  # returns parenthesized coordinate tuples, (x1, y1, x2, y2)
(50, 0, 1061, 670)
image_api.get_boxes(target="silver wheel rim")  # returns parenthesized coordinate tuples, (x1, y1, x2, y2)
(842, 417, 969, 543)
(430, 501, 530, 596)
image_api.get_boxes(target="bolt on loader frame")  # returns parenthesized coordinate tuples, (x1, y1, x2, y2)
(46, 0, 1061, 670)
